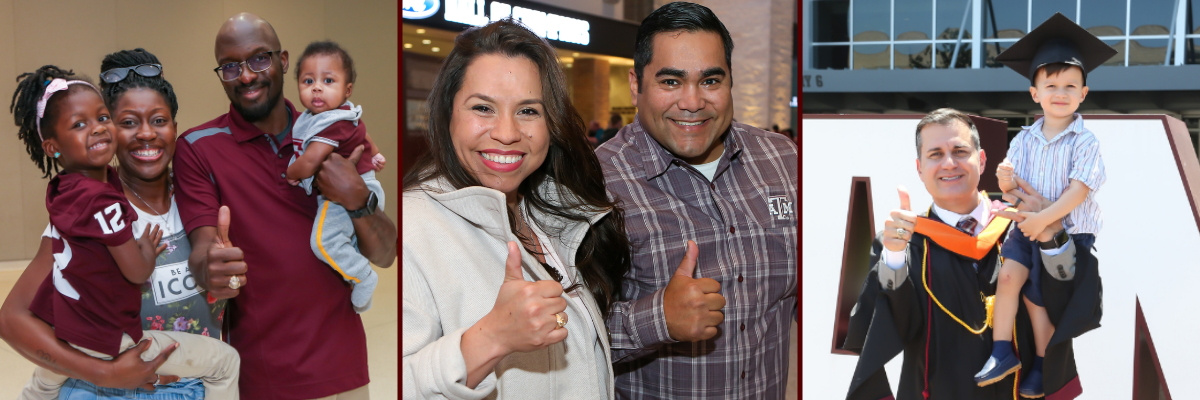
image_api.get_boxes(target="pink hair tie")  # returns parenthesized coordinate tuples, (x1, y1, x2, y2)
(35, 78, 100, 142)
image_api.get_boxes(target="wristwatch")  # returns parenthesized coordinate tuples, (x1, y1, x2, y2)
(1038, 229, 1069, 250)
(346, 191, 378, 219)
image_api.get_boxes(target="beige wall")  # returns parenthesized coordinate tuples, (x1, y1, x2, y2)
(0, 0, 398, 261)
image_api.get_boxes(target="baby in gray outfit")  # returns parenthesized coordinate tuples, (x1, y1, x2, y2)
(286, 41, 386, 313)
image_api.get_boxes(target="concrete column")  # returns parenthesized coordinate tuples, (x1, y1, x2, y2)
(673, 0, 794, 130)
(572, 57, 612, 126)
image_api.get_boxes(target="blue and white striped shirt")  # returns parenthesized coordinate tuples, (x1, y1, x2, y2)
(1007, 114, 1105, 234)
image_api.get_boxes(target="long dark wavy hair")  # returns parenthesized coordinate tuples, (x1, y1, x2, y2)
(403, 19, 631, 318)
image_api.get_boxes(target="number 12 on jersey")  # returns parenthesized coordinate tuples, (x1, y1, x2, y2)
(93, 203, 126, 235)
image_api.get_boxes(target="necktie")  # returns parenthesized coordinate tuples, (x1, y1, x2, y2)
(956, 216, 978, 237)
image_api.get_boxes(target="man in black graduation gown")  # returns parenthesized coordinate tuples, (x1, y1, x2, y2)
(842, 109, 1102, 400)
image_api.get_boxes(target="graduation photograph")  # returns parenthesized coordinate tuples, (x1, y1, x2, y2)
(802, 1, 1200, 399)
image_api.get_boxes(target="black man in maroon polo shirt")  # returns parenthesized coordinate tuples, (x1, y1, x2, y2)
(173, 13, 397, 400)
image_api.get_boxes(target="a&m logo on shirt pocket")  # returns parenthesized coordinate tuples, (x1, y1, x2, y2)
(768, 195, 794, 220)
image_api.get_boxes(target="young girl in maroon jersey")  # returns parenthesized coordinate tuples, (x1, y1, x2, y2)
(11, 65, 240, 399)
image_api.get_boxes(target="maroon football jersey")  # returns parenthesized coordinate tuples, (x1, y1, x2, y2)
(29, 166, 142, 357)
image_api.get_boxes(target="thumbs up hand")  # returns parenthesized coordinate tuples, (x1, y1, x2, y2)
(479, 242, 569, 355)
(883, 186, 918, 252)
(662, 240, 725, 342)
(206, 206, 247, 300)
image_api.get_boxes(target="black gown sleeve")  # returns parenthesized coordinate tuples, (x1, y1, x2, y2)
(1037, 241, 1102, 398)
(843, 232, 926, 400)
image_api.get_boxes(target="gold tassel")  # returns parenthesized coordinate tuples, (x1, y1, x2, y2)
(984, 295, 996, 328)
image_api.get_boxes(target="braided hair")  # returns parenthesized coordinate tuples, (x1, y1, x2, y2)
(9, 65, 87, 177)
(99, 48, 179, 119)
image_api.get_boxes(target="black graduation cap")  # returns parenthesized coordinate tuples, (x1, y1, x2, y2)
(995, 12, 1117, 84)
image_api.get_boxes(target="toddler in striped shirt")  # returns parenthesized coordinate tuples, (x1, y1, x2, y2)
(976, 13, 1110, 398)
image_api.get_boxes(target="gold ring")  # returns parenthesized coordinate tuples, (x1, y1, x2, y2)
(229, 275, 242, 290)
(555, 312, 567, 329)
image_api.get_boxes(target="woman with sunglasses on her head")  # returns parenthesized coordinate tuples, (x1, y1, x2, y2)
(402, 19, 630, 399)
(0, 49, 237, 399)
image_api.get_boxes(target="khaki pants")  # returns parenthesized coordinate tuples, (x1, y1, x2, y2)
(305, 384, 370, 400)
(20, 330, 240, 400)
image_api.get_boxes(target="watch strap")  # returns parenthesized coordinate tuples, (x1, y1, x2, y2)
(347, 191, 377, 218)
(1038, 229, 1069, 250)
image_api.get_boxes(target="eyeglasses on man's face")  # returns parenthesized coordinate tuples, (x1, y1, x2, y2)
(213, 50, 280, 82)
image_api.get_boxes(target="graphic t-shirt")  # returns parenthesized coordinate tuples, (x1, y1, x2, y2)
(129, 196, 227, 337)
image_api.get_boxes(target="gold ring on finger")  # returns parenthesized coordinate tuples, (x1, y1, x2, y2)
(229, 275, 242, 290)
(555, 312, 567, 329)
(895, 228, 908, 239)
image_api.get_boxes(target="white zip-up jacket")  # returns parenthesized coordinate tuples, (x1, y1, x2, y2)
(402, 177, 614, 399)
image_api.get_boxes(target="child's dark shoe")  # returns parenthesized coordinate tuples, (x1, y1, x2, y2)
(1018, 368, 1044, 398)
(974, 352, 1021, 386)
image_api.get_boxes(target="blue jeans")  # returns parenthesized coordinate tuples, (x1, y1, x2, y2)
(58, 378, 204, 400)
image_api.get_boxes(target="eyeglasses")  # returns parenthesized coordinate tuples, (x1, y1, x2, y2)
(100, 63, 163, 83)
(213, 51, 280, 82)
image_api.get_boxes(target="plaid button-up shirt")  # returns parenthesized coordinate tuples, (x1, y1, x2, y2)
(595, 117, 797, 399)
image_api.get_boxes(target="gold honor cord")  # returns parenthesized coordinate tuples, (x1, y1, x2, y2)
(921, 239, 993, 334)
(920, 239, 1021, 399)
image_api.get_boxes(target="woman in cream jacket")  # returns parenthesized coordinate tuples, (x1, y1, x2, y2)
(401, 19, 631, 400)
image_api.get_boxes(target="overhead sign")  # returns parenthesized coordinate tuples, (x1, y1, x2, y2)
(403, 0, 637, 58)
(403, 0, 440, 20)
(407, 0, 591, 46)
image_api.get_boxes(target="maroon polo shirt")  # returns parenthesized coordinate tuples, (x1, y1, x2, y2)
(30, 166, 142, 357)
(174, 100, 368, 399)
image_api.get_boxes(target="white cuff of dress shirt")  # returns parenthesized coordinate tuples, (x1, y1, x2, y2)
(883, 247, 908, 270)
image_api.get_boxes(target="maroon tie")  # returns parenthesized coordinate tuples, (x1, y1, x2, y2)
(956, 216, 978, 237)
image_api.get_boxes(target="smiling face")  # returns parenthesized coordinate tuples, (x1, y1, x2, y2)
(298, 53, 352, 114)
(449, 54, 549, 201)
(112, 88, 176, 182)
(42, 87, 117, 174)
(630, 30, 733, 165)
(1031, 65, 1088, 120)
(916, 121, 986, 213)
(215, 31, 287, 122)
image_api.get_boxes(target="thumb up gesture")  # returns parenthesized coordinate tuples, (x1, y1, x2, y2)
(206, 206, 247, 300)
(883, 186, 917, 252)
(481, 242, 569, 355)
(663, 240, 726, 341)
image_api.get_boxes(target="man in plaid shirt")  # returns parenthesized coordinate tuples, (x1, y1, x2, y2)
(594, 2, 797, 398)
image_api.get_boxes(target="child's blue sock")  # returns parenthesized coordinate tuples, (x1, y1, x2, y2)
(991, 340, 1013, 359)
